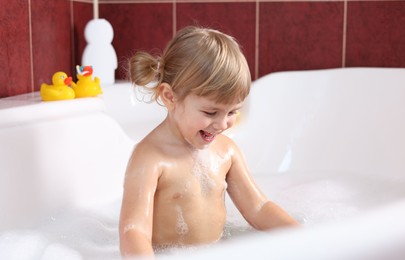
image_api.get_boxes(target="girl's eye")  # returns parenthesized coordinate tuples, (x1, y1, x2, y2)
(203, 111, 216, 116)
(228, 110, 238, 116)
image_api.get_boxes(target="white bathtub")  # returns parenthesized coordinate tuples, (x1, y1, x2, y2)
(1, 67, 405, 259)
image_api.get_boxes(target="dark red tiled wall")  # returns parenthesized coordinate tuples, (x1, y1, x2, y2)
(346, 1, 405, 67)
(100, 3, 173, 80)
(259, 2, 344, 76)
(72, 2, 92, 79)
(0, 0, 72, 97)
(31, 0, 73, 92)
(0, 0, 31, 97)
(177, 2, 256, 80)
(2, 0, 405, 98)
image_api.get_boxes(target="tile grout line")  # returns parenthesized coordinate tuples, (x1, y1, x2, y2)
(342, 0, 347, 67)
(255, 0, 259, 80)
(173, 0, 177, 36)
(28, 0, 34, 92)
(70, 0, 76, 75)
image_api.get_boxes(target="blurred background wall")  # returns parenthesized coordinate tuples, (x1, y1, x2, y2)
(1, 0, 405, 98)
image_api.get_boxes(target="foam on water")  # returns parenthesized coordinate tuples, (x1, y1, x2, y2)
(1, 171, 405, 259)
(0, 200, 121, 260)
(41, 243, 83, 260)
(0, 231, 48, 259)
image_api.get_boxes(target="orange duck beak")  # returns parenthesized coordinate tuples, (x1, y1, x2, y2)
(64, 76, 72, 85)
(82, 66, 93, 76)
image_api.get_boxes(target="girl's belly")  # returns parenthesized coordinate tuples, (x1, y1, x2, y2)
(152, 199, 227, 246)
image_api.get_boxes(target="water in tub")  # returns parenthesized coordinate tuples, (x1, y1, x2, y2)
(2, 168, 405, 259)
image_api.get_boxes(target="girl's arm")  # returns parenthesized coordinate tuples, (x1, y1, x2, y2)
(119, 144, 161, 257)
(225, 139, 299, 230)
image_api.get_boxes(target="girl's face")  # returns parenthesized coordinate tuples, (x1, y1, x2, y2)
(172, 94, 243, 149)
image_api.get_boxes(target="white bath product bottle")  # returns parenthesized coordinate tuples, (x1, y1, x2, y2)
(82, 18, 118, 85)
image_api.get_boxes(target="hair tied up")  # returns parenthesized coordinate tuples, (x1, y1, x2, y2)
(154, 58, 163, 82)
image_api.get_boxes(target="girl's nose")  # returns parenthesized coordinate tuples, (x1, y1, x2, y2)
(213, 116, 232, 131)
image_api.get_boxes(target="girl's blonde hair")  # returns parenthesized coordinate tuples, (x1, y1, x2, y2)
(129, 26, 251, 104)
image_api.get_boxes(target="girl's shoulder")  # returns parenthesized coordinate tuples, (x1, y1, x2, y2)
(216, 133, 238, 147)
(135, 129, 190, 160)
(214, 134, 241, 156)
(133, 134, 167, 159)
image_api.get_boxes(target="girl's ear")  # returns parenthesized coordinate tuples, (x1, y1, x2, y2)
(160, 83, 176, 109)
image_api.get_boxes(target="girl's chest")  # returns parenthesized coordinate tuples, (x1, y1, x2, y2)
(158, 150, 231, 197)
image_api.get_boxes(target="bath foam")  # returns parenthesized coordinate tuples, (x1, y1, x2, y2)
(41, 243, 82, 260)
(123, 223, 150, 240)
(191, 149, 216, 196)
(175, 205, 189, 236)
(0, 180, 367, 260)
(153, 242, 203, 256)
(252, 170, 405, 225)
(0, 231, 48, 259)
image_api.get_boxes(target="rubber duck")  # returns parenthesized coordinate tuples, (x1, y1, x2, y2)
(71, 65, 102, 98)
(40, 72, 75, 101)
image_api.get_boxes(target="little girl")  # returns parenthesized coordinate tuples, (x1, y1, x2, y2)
(119, 26, 298, 258)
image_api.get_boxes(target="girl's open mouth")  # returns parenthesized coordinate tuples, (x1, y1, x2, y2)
(199, 130, 215, 143)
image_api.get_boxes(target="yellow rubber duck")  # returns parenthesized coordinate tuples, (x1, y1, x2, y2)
(40, 72, 75, 101)
(71, 65, 102, 98)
